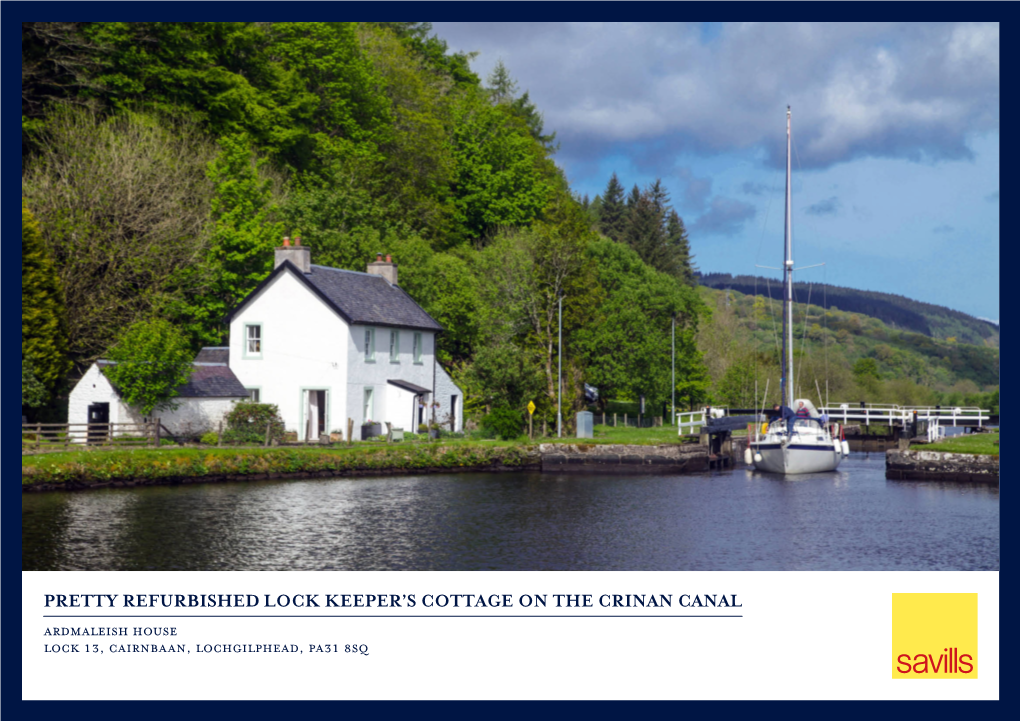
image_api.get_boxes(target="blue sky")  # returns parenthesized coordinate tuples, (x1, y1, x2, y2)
(433, 22, 999, 322)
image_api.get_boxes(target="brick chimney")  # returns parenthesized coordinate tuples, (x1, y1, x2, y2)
(274, 235, 311, 273)
(367, 251, 398, 286)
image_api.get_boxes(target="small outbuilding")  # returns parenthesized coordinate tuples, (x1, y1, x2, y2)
(68, 355, 249, 440)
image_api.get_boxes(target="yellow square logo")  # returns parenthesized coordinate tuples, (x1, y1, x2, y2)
(892, 593, 977, 679)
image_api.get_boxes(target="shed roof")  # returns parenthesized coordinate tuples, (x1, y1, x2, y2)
(98, 361, 248, 399)
(177, 365, 249, 398)
(194, 347, 229, 365)
(388, 379, 431, 395)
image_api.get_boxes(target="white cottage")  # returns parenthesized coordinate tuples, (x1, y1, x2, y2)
(68, 358, 249, 439)
(224, 241, 464, 440)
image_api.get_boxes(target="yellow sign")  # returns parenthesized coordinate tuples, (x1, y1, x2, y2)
(892, 593, 977, 679)
(527, 401, 536, 415)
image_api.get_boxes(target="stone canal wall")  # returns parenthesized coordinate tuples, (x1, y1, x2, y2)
(886, 449, 999, 483)
(539, 443, 709, 474)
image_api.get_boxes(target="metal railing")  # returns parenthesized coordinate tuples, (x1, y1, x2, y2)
(820, 403, 990, 427)
(676, 410, 709, 435)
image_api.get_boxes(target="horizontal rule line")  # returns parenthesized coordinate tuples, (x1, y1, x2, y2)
(42, 614, 742, 618)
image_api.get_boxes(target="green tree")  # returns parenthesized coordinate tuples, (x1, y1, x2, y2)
(576, 237, 705, 411)
(22, 358, 49, 409)
(624, 183, 669, 271)
(21, 203, 70, 396)
(180, 134, 285, 346)
(450, 93, 551, 240)
(666, 209, 697, 287)
(598, 173, 627, 241)
(22, 108, 216, 362)
(486, 59, 519, 105)
(104, 319, 194, 415)
(473, 197, 600, 418)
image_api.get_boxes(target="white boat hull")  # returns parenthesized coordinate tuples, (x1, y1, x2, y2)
(750, 442, 843, 475)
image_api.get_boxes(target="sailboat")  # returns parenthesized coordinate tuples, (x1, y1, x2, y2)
(749, 107, 846, 475)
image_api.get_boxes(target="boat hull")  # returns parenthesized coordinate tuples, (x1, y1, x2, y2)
(750, 442, 842, 475)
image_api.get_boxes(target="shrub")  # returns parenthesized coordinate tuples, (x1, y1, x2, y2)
(224, 403, 285, 443)
(200, 431, 219, 445)
(481, 406, 524, 440)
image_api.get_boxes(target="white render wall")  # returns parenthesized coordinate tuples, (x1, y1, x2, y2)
(435, 364, 464, 433)
(229, 270, 349, 441)
(67, 364, 130, 440)
(227, 266, 465, 441)
(345, 325, 443, 439)
(150, 397, 245, 437)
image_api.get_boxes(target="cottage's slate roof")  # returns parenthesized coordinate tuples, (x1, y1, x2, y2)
(97, 361, 248, 398)
(194, 347, 229, 364)
(302, 265, 443, 331)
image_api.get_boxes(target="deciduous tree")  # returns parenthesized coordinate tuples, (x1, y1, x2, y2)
(104, 319, 194, 416)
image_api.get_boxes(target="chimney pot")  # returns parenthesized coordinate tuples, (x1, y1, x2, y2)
(367, 253, 398, 286)
(274, 238, 311, 272)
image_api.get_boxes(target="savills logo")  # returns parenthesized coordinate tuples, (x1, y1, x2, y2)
(892, 593, 977, 679)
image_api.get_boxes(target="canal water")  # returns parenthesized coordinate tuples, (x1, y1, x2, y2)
(22, 452, 998, 571)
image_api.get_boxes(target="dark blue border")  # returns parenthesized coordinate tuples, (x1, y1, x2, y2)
(9, 4, 1008, 716)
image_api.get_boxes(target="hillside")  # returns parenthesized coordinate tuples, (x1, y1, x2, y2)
(698, 273, 999, 348)
(695, 285, 999, 412)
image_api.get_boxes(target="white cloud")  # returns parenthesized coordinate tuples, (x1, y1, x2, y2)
(434, 22, 999, 170)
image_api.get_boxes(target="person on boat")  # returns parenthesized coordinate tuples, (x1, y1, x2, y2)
(795, 401, 811, 418)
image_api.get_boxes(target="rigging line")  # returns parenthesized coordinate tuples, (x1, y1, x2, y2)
(765, 275, 781, 367)
(754, 165, 783, 267)
(823, 265, 829, 402)
(797, 280, 813, 398)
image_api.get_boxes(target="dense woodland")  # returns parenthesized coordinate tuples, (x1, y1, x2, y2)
(21, 22, 998, 428)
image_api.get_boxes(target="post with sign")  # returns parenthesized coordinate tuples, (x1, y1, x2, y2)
(527, 401, 536, 440)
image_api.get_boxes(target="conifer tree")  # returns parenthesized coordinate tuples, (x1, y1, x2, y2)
(624, 187, 669, 271)
(598, 173, 627, 241)
(486, 59, 519, 105)
(21, 202, 70, 399)
(666, 209, 698, 287)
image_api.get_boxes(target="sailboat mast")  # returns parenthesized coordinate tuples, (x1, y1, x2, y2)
(782, 106, 794, 408)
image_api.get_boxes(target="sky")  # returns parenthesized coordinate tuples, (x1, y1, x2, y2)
(433, 22, 1000, 322)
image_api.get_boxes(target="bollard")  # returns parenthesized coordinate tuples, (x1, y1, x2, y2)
(264, 421, 271, 447)
(347, 418, 354, 446)
(217, 421, 223, 447)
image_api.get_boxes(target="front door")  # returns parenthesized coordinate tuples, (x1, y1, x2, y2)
(304, 390, 328, 441)
(87, 403, 109, 444)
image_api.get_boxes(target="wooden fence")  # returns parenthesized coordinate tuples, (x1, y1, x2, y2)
(21, 421, 163, 451)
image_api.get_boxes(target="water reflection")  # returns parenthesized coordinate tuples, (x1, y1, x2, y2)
(22, 453, 998, 571)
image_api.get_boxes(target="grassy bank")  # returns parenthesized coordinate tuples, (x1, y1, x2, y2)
(21, 442, 537, 486)
(21, 424, 702, 487)
(930, 431, 1000, 456)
